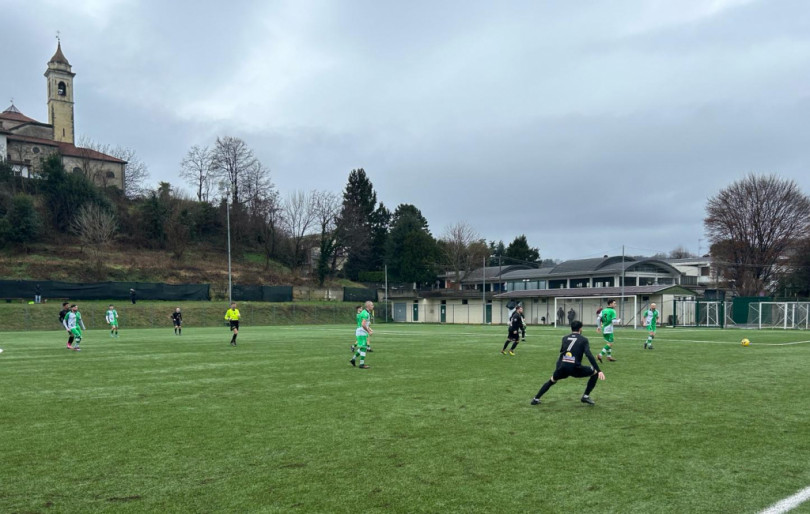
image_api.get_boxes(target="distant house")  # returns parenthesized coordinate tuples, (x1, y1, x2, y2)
(0, 42, 125, 188)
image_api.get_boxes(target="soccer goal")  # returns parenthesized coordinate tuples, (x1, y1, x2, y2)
(747, 302, 810, 330)
(553, 296, 638, 330)
(671, 300, 723, 327)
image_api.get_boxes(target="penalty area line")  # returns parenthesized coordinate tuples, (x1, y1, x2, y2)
(759, 485, 810, 514)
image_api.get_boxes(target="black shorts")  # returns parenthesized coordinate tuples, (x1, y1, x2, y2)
(507, 329, 520, 342)
(230, 320, 240, 331)
(552, 363, 595, 381)
(173, 319, 182, 327)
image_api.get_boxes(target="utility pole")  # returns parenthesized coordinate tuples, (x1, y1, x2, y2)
(620, 245, 625, 324)
(482, 256, 486, 324)
(226, 193, 232, 304)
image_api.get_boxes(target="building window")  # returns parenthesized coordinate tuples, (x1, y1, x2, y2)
(58, 81, 67, 96)
(72, 167, 82, 174)
(32, 147, 40, 154)
(106, 171, 116, 178)
(461, 299, 468, 305)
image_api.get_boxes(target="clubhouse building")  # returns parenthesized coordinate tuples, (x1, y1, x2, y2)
(387, 255, 704, 326)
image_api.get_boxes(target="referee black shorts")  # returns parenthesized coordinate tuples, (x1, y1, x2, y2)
(553, 363, 595, 381)
(229, 320, 240, 331)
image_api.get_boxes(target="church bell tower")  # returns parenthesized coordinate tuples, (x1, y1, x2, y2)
(44, 40, 76, 144)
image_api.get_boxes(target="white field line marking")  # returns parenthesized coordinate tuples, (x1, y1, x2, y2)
(759, 485, 810, 514)
(665, 338, 810, 346)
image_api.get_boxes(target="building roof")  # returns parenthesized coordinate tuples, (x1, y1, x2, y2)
(663, 257, 712, 265)
(58, 142, 127, 164)
(498, 257, 681, 280)
(6, 134, 59, 147)
(460, 265, 531, 283)
(494, 284, 697, 299)
(6, 134, 127, 164)
(549, 256, 636, 275)
(499, 267, 556, 280)
(49, 42, 70, 65)
(1, 105, 39, 124)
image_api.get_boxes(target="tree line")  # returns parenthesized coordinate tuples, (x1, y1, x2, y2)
(6, 136, 805, 296)
(0, 136, 543, 286)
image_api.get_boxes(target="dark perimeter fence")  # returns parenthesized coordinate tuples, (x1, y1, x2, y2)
(0, 280, 209, 301)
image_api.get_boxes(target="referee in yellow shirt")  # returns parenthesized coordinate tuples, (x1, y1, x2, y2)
(225, 302, 240, 346)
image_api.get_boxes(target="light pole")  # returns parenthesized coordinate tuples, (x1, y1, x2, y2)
(221, 183, 233, 304)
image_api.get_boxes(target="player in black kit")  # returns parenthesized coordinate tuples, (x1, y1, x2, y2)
(501, 305, 524, 355)
(170, 308, 183, 335)
(59, 301, 75, 349)
(531, 320, 606, 406)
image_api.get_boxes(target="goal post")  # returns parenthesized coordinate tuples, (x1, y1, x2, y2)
(671, 299, 723, 327)
(747, 302, 810, 330)
(553, 295, 637, 330)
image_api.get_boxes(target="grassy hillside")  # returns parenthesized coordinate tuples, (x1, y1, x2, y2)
(0, 242, 318, 290)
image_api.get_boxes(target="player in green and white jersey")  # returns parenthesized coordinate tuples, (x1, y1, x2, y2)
(106, 304, 119, 338)
(596, 299, 619, 362)
(350, 301, 373, 369)
(63, 304, 86, 351)
(642, 303, 659, 350)
(351, 305, 362, 353)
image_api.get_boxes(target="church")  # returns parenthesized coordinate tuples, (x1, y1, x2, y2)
(0, 42, 126, 189)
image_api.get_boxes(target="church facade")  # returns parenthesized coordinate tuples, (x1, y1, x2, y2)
(0, 43, 125, 189)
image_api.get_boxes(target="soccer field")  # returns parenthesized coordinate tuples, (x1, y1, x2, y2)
(1, 324, 809, 513)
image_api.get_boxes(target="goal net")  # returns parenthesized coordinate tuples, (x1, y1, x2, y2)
(747, 302, 810, 329)
(553, 296, 638, 330)
(671, 300, 722, 327)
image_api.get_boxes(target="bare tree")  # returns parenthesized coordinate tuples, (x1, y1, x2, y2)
(241, 160, 276, 218)
(115, 147, 151, 198)
(312, 190, 340, 285)
(71, 203, 117, 271)
(705, 174, 810, 295)
(78, 136, 151, 197)
(179, 145, 214, 202)
(254, 193, 284, 270)
(75, 136, 112, 187)
(668, 246, 695, 259)
(211, 136, 257, 207)
(282, 190, 318, 270)
(441, 221, 481, 290)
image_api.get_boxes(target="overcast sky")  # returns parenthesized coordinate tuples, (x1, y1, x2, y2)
(3, 0, 809, 261)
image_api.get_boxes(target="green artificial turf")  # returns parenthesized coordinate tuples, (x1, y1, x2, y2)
(1, 324, 809, 513)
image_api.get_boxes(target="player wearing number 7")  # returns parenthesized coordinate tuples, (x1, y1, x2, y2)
(531, 320, 605, 406)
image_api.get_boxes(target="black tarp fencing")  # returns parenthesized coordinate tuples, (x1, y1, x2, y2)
(231, 285, 293, 302)
(0, 280, 210, 301)
(343, 287, 378, 302)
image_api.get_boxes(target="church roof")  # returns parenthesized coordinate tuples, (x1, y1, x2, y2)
(49, 42, 70, 65)
(6, 134, 127, 164)
(1, 105, 38, 123)
(58, 142, 127, 164)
